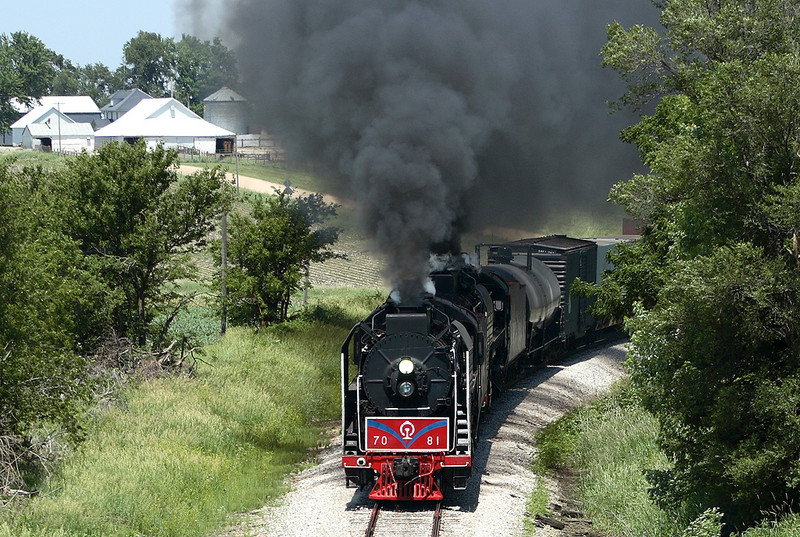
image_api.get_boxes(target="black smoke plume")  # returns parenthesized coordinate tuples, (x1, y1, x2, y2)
(202, 0, 659, 297)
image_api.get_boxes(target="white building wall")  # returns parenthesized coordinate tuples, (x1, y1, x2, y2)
(24, 132, 94, 152)
(12, 127, 25, 146)
(97, 136, 221, 153)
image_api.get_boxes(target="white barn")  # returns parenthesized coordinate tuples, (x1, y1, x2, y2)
(11, 96, 101, 145)
(94, 98, 235, 153)
(23, 121, 95, 152)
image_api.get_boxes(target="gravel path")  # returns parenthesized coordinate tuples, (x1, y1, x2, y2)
(218, 342, 628, 537)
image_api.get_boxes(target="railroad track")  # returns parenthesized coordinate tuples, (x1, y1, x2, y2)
(364, 501, 442, 537)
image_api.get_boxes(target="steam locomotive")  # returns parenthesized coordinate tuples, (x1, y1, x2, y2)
(341, 235, 625, 500)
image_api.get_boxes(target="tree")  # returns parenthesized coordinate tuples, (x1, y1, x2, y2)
(0, 32, 57, 132)
(174, 35, 239, 115)
(117, 32, 239, 114)
(627, 245, 800, 527)
(587, 0, 800, 530)
(0, 160, 99, 488)
(224, 190, 342, 327)
(56, 141, 234, 346)
(120, 31, 177, 97)
(52, 59, 117, 107)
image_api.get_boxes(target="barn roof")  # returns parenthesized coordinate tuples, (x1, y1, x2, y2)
(11, 96, 100, 128)
(94, 98, 235, 138)
(26, 122, 95, 137)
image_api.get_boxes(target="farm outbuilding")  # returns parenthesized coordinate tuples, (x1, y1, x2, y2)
(22, 121, 94, 152)
(203, 87, 249, 135)
(94, 98, 235, 153)
(11, 96, 101, 145)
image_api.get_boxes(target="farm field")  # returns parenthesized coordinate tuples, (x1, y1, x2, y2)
(1, 149, 625, 295)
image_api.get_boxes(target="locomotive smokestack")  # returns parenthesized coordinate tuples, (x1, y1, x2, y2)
(390, 279, 429, 306)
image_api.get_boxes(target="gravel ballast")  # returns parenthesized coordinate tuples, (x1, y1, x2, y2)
(219, 342, 628, 537)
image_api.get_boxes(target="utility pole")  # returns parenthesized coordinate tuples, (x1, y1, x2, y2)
(221, 211, 228, 335)
(56, 101, 63, 153)
(235, 135, 240, 195)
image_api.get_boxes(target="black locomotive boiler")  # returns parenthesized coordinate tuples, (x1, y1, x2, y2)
(341, 235, 625, 500)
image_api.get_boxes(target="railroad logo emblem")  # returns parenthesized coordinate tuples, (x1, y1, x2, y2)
(399, 420, 415, 440)
(366, 417, 449, 451)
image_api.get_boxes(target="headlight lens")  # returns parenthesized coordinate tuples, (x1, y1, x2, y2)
(398, 358, 414, 375)
(398, 381, 415, 397)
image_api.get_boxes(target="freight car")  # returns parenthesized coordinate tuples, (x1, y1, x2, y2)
(341, 235, 626, 501)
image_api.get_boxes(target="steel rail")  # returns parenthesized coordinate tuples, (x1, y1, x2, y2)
(364, 503, 380, 537)
(431, 501, 442, 537)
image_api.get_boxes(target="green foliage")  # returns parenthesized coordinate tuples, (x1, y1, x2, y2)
(222, 189, 343, 326)
(119, 31, 177, 98)
(522, 479, 551, 535)
(0, 161, 94, 454)
(627, 245, 800, 528)
(0, 32, 57, 131)
(741, 515, 800, 537)
(597, 2, 800, 530)
(533, 383, 688, 537)
(118, 31, 239, 109)
(174, 35, 239, 115)
(51, 60, 117, 107)
(681, 508, 723, 537)
(533, 406, 588, 475)
(55, 141, 233, 346)
(0, 289, 380, 537)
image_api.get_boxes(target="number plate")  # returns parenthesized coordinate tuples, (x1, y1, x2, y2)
(365, 417, 450, 452)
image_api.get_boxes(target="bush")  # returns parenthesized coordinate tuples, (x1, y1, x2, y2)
(0, 161, 95, 490)
(681, 508, 723, 537)
(627, 244, 800, 530)
(221, 189, 342, 327)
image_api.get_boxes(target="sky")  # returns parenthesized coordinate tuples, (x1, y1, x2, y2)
(0, 1, 225, 68)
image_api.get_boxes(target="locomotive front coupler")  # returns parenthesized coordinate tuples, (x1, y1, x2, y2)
(393, 456, 420, 479)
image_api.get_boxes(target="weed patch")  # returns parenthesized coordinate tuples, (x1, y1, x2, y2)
(0, 290, 382, 537)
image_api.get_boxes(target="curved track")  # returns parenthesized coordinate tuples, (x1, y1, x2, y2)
(217, 342, 627, 537)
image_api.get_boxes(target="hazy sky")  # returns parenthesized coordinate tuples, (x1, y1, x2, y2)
(0, 1, 225, 68)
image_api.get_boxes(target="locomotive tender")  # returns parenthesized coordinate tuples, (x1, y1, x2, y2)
(341, 235, 624, 501)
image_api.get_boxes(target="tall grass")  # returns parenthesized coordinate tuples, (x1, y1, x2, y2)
(570, 402, 687, 536)
(0, 149, 70, 171)
(532, 383, 800, 537)
(0, 289, 383, 537)
(534, 383, 687, 537)
(740, 516, 800, 537)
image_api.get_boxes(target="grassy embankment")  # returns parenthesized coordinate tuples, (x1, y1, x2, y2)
(0, 288, 384, 537)
(529, 381, 800, 537)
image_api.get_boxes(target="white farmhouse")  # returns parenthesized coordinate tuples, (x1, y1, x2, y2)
(94, 98, 235, 153)
(100, 88, 153, 122)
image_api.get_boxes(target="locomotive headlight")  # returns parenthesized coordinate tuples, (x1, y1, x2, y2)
(398, 381, 415, 397)
(398, 358, 415, 375)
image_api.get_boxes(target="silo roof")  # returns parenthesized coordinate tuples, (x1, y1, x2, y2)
(203, 87, 247, 102)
